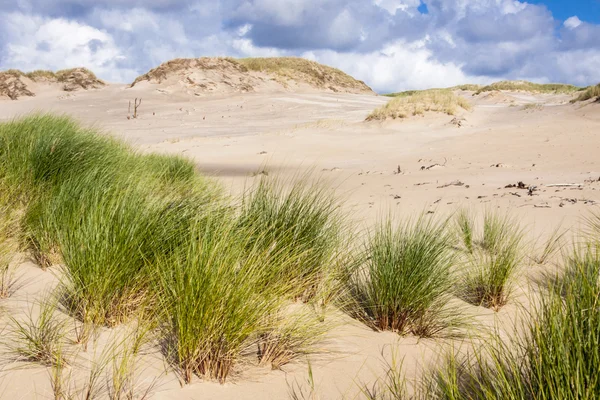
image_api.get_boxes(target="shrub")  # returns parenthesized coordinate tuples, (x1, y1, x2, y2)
(342, 215, 459, 337)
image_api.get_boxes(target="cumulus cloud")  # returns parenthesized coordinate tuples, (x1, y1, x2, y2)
(0, 0, 599, 92)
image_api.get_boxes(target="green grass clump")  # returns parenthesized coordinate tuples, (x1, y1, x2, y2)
(475, 80, 582, 95)
(367, 90, 471, 121)
(342, 215, 458, 337)
(238, 176, 345, 302)
(425, 241, 600, 399)
(457, 212, 524, 311)
(156, 214, 295, 383)
(571, 83, 600, 103)
(139, 152, 197, 185)
(0, 114, 129, 200)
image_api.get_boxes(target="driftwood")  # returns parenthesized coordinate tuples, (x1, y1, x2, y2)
(545, 183, 583, 187)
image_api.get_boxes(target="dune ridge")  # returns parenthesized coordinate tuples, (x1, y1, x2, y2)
(130, 57, 375, 96)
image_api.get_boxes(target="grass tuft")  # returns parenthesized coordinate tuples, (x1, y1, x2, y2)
(571, 83, 600, 103)
(342, 215, 459, 337)
(457, 211, 524, 311)
(7, 297, 69, 367)
(367, 90, 471, 121)
(239, 176, 345, 302)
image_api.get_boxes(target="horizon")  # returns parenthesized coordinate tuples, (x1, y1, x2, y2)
(1, 0, 599, 93)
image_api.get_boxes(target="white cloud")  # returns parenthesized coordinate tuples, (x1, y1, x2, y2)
(1, 0, 599, 91)
(1, 11, 137, 82)
(564, 16, 582, 30)
(305, 40, 491, 92)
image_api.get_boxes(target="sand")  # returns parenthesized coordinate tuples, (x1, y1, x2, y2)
(0, 82, 599, 399)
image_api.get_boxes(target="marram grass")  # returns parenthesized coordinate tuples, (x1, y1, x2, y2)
(342, 214, 460, 337)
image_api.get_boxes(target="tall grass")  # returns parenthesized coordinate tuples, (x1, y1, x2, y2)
(238, 176, 345, 302)
(425, 241, 600, 399)
(0, 191, 19, 298)
(0, 114, 129, 200)
(342, 215, 459, 337)
(156, 214, 297, 383)
(367, 90, 471, 121)
(571, 83, 600, 102)
(457, 211, 524, 311)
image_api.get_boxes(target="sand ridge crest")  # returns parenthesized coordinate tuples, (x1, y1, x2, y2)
(0, 68, 105, 100)
(130, 57, 375, 96)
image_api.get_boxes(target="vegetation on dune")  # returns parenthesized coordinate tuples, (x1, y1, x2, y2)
(455, 211, 524, 311)
(383, 84, 482, 98)
(424, 239, 600, 400)
(238, 176, 346, 302)
(130, 57, 374, 93)
(368, 90, 471, 120)
(342, 215, 460, 337)
(236, 57, 373, 92)
(0, 114, 333, 383)
(474, 80, 582, 95)
(2, 112, 600, 397)
(571, 83, 600, 103)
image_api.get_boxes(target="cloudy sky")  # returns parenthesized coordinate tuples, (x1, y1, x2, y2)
(1, 0, 599, 92)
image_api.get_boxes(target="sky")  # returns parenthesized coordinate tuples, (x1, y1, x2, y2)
(0, 0, 599, 93)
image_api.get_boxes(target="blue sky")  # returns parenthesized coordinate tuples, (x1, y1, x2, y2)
(1, 0, 599, 92)
(530, 0, 600, 23)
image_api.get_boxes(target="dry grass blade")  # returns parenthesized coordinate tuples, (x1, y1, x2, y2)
(257, 307, 331, 370)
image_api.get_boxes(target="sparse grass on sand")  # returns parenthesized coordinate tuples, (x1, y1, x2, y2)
(571, 83, 600, 103)
(423, 239, 600, 399)
(456, 211, 524, 311)
(367, 90, 471, 121)
(342, 215, 460, 337)
(237, 57, 373, 92)
(474, 80, 582, 95)
(2, 112, 600, 397)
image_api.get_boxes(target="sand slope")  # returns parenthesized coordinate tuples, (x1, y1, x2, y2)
(130, 57, 375, 96)
(0, 83, 599, 399)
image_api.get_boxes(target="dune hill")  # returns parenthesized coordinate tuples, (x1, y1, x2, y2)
(130, 57, 375, 95)
(0, 68, 105, 100)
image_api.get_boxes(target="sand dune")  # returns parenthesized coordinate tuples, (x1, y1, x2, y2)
(0, 66, 599, 399)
